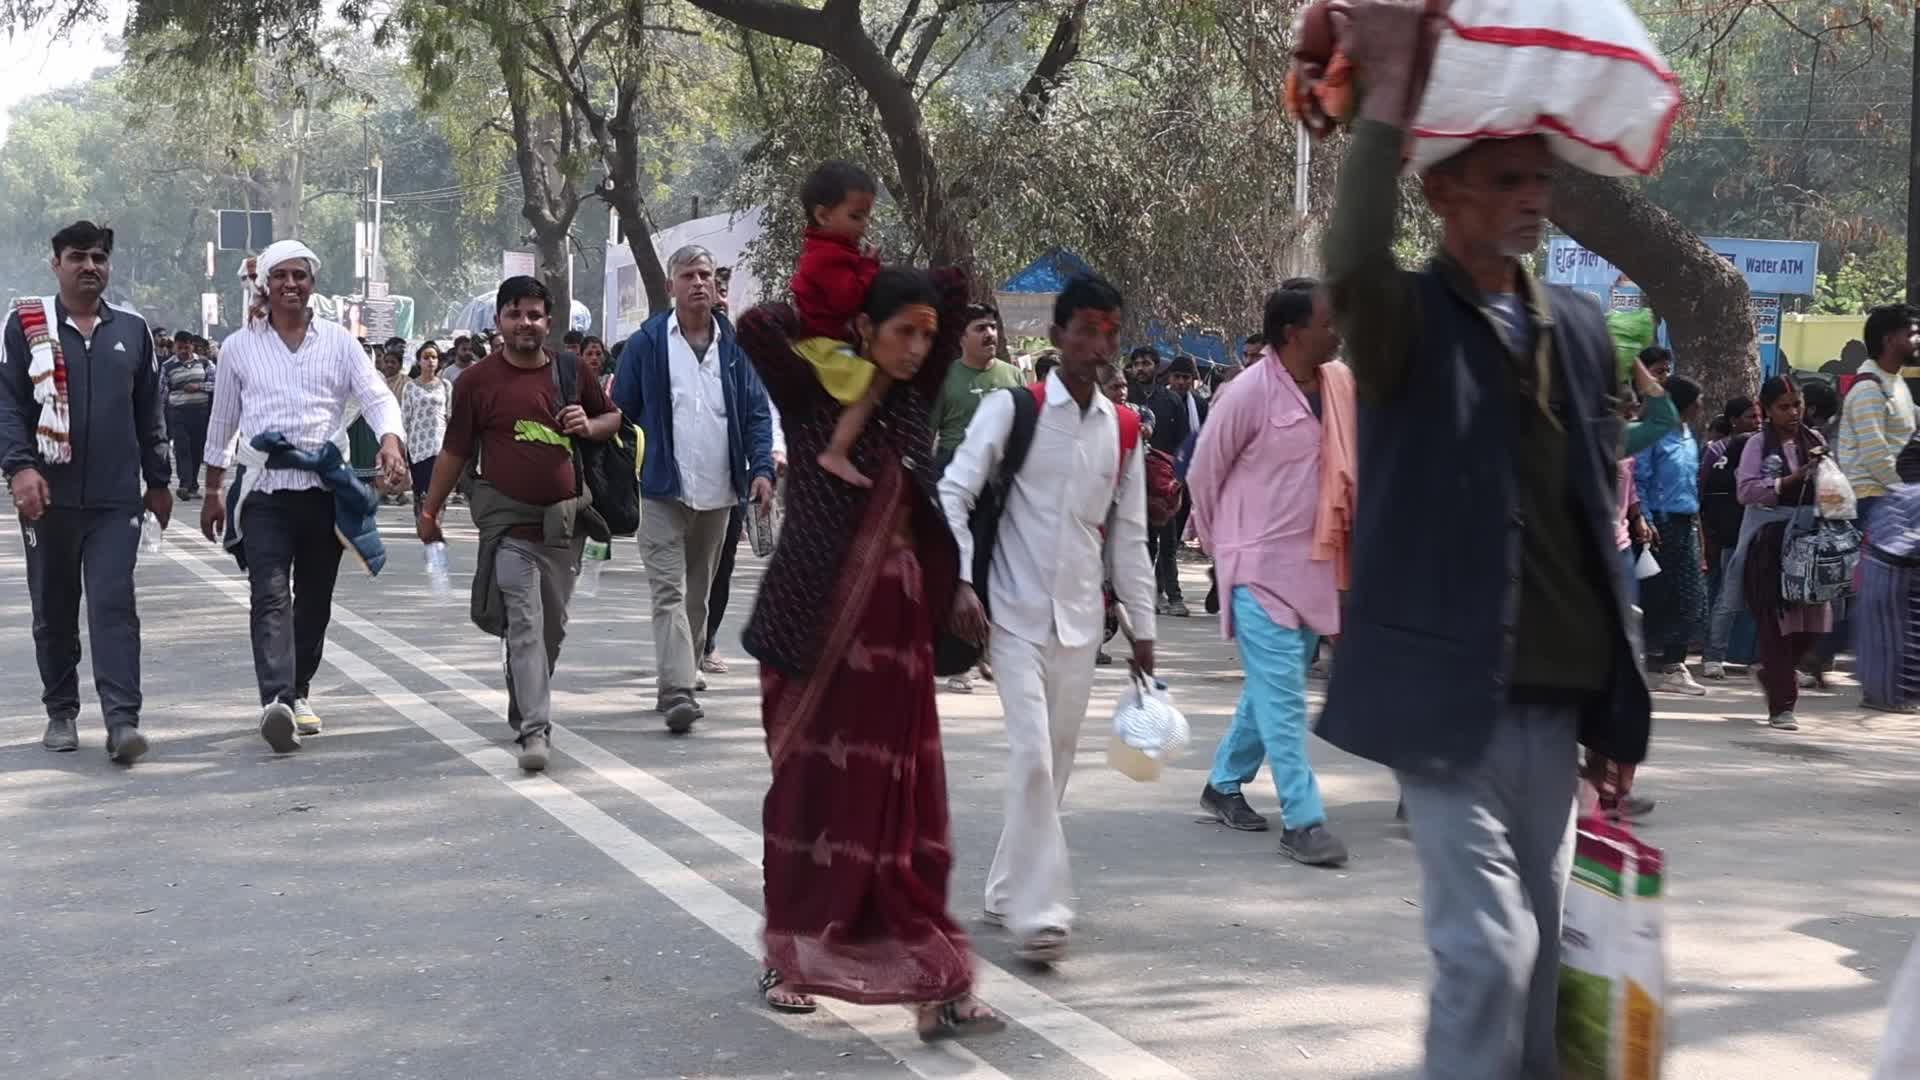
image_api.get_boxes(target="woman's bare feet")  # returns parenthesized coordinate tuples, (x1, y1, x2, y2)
(818, 448, 873, 488)
(914, 995, 1005, 1042)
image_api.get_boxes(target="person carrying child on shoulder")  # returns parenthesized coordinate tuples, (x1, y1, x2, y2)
(790, 160, 886, 488)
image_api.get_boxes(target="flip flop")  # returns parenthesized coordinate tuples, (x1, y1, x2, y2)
(917, 998, 1006, 1043)
(759, 968, 817, 1014)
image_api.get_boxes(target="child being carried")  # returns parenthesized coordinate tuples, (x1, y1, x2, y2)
(790, 160, 885, 487)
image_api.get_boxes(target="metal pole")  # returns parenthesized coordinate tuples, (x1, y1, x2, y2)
(1294, 119, 1314, 278)
(1909, 8, 1919, 303)
(371, 157, 385, 290)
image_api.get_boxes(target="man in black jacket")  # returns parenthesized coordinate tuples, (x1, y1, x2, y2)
(1318, 6, 1651, 1076)
(0, 220, 171, 764)
(1146, 356, 1208, 615)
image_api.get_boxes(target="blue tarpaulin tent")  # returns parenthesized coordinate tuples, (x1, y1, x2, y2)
(995, 247, 1241, 369)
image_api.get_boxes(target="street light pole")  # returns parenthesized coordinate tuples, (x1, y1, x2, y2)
(1908, 7, 1919, 303)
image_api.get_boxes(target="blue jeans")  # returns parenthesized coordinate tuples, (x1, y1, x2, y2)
(1207, 587, 1325, 829)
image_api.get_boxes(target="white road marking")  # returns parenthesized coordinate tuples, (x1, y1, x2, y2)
(158, 541, 1012, 1080)
(163, 536, 1195, 1080)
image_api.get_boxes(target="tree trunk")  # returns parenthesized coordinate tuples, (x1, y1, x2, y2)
(508, 94, 580, 346)
(1551, 167, 1758, 419)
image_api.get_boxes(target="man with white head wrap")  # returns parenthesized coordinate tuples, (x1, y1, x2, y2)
(200, 239, 408, 753)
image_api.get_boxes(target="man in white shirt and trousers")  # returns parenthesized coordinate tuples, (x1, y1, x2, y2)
(200, 240, 408, 752)
(940, 273, 1158, 964)
(610, 245, 776, 736)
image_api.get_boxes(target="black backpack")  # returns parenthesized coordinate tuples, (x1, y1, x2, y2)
(553, 355, 641, 535)
(934, 388, 1041, 676)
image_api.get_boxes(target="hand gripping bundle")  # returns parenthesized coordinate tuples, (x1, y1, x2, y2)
(1288, 0, 1683, 178)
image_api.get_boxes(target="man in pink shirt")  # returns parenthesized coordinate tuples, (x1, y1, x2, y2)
(1188, 280, 1349, 867)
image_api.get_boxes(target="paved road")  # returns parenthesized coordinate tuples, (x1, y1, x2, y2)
(2, 499, 1915, 1079)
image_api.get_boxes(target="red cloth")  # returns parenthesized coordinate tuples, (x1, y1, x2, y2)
(791, 229, 879, 343)
(759, 472, 972, 1005)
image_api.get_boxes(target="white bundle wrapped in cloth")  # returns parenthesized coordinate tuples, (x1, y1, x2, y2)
(1405, 0, 1682, 177)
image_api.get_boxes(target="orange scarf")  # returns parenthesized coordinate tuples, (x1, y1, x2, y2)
(1312, 359, 1357, 588)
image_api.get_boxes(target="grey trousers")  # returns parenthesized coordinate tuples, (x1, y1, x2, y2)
(637, 497, 731, 703)
(496, 536, 583, 744)
(21, 506, 143, 730)
(1396, 703, 1580, 1080)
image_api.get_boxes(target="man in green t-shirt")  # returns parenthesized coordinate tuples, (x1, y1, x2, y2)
(930, 303, 1026, 468)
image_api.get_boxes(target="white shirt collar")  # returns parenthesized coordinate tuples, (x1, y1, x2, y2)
(1044, 368, 1114, 418)
(668, 309, 716, 341)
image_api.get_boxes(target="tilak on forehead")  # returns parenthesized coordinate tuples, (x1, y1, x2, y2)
(898, 303, 938, 331)
(1081, 310, 1120, 334)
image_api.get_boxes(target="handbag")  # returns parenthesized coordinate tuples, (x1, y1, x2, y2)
(1780, 510, 1861, 606)
(1558, 815, 1667, 1079)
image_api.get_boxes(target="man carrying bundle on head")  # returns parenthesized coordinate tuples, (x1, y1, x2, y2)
(1300, 0, 1678, 1073)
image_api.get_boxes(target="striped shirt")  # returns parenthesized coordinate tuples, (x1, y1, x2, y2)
(204, 315, 403, 494)
(161, 354, 214, 408)
(1838, 360, 1918, 500)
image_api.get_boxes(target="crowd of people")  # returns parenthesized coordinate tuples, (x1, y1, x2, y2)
(9, 1, 1920, 1071)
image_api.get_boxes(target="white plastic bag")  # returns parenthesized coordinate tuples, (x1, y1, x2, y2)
(1558, 818, 1667, 1079)
(1107, 674, 1190, 782)
(1408, 0, 1681, 178)
(1815, 456, 1858, 521)
(1634, 548, 1660, 581)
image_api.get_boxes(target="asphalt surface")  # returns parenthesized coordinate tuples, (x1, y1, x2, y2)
(2, 496, 1916, 1079)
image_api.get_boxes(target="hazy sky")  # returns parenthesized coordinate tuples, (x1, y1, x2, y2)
(0, 0, 126, 143)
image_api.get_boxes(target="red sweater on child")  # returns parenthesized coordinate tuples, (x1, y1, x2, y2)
(791, 228, 879, 342)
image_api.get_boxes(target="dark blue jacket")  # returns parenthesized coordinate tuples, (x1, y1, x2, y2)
(222, 433, 386, 576)
(610, 309, 774, 503)
(0, 298, 168, 509)
(1318, 270, 1651, 775)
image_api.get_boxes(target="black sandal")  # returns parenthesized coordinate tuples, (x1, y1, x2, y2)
(917, 998, 1006, 1042)
(759, 968, 817, 1014)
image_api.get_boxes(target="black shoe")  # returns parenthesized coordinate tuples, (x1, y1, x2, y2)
(1095, 650, 1113, 666)
(1280, 823, 1349, 867)
(1200, 784, 1270, 831)
(661, 693, 701, 735)
(42, 715, 78, 752)
(107, 724, 149, 766)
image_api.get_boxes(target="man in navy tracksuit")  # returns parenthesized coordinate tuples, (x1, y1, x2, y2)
(0, 220, 171, 764)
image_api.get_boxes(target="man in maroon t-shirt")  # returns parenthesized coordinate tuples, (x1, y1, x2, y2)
(418, 276, 620, 771)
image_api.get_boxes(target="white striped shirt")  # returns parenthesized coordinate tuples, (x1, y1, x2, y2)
(204, 315, 403, 494)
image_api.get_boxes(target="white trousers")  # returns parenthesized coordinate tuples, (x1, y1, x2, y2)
(984, 625, 1099, 938)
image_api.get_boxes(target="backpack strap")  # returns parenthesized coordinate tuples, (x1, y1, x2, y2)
(1113, 402, 1140, 475)
(1001, 387, 1041, 481)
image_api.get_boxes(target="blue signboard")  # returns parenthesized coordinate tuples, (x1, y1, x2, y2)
(1546, 235, 1818, 376)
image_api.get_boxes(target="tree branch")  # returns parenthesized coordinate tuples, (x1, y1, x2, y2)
(1013, 0, 1088, 122)
(684, 0, 831, 47)
(883, 0, 921, 60)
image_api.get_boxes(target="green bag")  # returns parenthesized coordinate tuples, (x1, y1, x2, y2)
(1607, 307, 1657, 385)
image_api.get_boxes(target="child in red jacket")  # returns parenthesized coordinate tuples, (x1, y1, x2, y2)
(791, 161, 883, 486)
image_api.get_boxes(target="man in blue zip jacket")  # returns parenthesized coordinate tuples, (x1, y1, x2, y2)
(612, 244, 775, 735)
(0, 220, 171, 764)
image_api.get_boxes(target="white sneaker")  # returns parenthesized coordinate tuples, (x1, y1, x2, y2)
(260, 702, 300, 753)
(1702, 661, 1726, 680)
(1769, 711, 1800, 731)
(695, 672, 709, 692)
(945, 675, 975, 694)
(293, 698, 323, 736)
(1654, 666, 1708, 697)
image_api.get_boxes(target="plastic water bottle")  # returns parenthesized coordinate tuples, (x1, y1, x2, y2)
(576, 538, 612, 598)
(140, 512, 164, 555)
(423, 541, 452, 598)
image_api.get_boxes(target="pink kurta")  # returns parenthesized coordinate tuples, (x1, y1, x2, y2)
(1187, 355, 1340, 639)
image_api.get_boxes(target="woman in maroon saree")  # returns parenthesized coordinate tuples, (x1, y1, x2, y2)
(735, 268, 1002, 1041)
